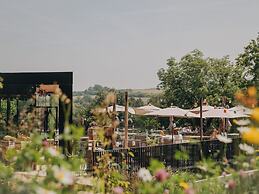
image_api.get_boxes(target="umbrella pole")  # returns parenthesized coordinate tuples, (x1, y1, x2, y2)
(222, 96, 226, 133)
(170, 116, 174, 143)
(200, 98, 203, 141)
(124, 91, 128, 148)
(156, 116, 159, 130)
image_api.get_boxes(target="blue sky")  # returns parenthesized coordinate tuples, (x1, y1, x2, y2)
(0, 0, 258, 90)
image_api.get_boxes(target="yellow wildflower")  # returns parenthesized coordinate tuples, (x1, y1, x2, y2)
(242, 127, 259, 145)
(179, 181, 189, 190)
(247, 86, 257, 97)
(235, 91, 244, 101)
(251, 108, 259, 122)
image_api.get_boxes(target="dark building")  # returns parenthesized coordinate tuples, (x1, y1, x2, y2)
(0, 72, 73, 145)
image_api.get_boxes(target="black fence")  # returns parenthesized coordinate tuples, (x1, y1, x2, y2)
(92, 138, 241, 172)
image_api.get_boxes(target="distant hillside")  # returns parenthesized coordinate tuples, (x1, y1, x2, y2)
(73, 85, 162, 97)
(118, 88, 162, 97)
(73, 85, 163, 106)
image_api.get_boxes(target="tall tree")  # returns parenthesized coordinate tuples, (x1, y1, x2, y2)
(158, 50, 244, 108)
(236, 33, 259, 87)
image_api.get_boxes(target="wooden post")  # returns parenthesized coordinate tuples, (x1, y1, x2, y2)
(124, 91, 128, 148)
(200, 98, 203, 142)
(112, 94, 116, 148)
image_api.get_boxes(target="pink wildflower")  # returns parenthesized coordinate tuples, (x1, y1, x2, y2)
(226, 179, 236, 190)
(184, 188, 195, 194)
(113, 187, 123, 194)
(154, 169, 169, 182)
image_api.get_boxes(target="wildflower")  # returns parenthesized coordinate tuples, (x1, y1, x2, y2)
(36, 187, 56, 194)
(223, 157, 229, 165)
(112, 186, 123, 194)
(184, 188, 195, 194)
(239, 143, 255, 154)
(235, 91, 244, 102)
(221, 172, 227, 177)
(42, 140, 49, 147)
(154, 169, 169, 182)
(225, 179, 236, 190)
(234, 119, 250, 126)
(239, 170, 247, 178)
(237, 126, 250, 133)
(251, 108, 259, 122)
(47, 147, 60, 157)
(77, 192, 94, 194)
(180, 181, 189, 190)
(216, 135, 232, 143)
(250, 158, 256, 165)
(248, 86, 257, 97)
(245, 98, 257, 108)
(137, 168, 152, 182)
(242, 162, 249, 169)
(242, 127, 259, 145)
(52, 166, 74, 185)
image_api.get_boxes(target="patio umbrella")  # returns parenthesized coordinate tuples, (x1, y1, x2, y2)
(190, 105, 215, 113)
(228, 105, 251, 116)
(145, 107, 198, 118)
(202, 108, 249, 118)
(107, 105, 135, 114)
(134, 104, 161, 115)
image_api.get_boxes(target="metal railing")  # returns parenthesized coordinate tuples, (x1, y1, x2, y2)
(92, 138, 241, 172)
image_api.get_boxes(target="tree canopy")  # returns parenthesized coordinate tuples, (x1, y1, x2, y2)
(236, 33, 259, 87)
(157, 49, 245, 108)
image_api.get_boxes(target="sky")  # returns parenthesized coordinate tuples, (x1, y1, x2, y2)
(0, 0, 258, 91)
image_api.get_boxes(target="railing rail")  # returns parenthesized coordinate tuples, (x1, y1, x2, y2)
(92, 138, 241, 172)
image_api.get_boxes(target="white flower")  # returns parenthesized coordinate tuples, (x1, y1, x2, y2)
(234, 119, 250, 126)
(47, 147, 60, 157)
(239, 143, 255, 154)
(36, 187, 56, 194)
(216, 135, 232, 143)
(242, 162, 250, 169)
(237, 127, 250, 133)
(137, 168, 152, 182)
(52, 166, 74, 185)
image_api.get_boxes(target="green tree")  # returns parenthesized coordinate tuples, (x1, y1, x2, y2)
(236, 33, 259, 87)
(129, 97, 144, 107)
(148, 93, 165, 108)
(158, 50, 244, 108)
(206, 57, 244, 105)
